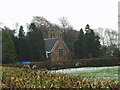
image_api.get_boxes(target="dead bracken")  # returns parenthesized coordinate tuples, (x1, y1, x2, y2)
(1, 66, 120, 89)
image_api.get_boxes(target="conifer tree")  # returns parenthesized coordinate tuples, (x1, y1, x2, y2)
(85, 24, 100, 58)
(15, 26, 28, 62)
(74, 28, 86, 59)
(2, 27, 17, 63)
(74, 25, 101, 59)
(27, 23, 46, 61)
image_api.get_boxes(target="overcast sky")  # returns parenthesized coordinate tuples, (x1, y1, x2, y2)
(0, 0, 119, 31)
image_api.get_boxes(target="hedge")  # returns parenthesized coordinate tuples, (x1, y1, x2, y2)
(2, 58, 120, 70)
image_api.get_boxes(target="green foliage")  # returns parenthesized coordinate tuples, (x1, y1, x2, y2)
(18, 26, 25, 38)
(27, 23, 46, 61)
(15, 26, 30, 62)
(2, 27, 17, 63)
(85, 28, 100, 58)
(74, 25, 101, 59)
(74, 28, 86, 59)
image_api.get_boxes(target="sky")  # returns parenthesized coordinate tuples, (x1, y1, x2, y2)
(0, 0, 119, 31)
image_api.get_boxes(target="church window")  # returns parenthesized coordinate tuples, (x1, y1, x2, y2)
(51, 33, 55, 38)
(59, 48, 64, 57)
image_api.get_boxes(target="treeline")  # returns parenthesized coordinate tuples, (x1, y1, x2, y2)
(74, 25, 120, 59)
(2, 23, 46, 64)
(1, 16, 120, 64)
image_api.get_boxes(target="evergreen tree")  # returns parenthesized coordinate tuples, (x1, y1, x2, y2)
(74, 25, 101, 59)
(18, 26, 25, 38)
(27, 23, 46, 61)
(74, 28, 86, 59)
(15, 26, 29, 62)
(2, 27, 17, 63)
(85, 25, 100, 58)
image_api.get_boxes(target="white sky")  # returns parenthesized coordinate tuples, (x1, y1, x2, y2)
(0, 0, 119, 31)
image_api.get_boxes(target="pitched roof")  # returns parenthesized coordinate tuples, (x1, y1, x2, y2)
(44, 38, 58, 52)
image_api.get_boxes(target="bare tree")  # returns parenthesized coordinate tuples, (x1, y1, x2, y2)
(59, 17, 70, 32)
(104, 28, 118, 56)
(32, 16, 51, 28)
(13, 22, 19, 35)
(95, 27, 118, 56)
(94, 27, 105, 45)
(105, 29, 118, 46)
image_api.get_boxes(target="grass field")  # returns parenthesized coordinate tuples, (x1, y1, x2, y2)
(49, 66, 119, 80)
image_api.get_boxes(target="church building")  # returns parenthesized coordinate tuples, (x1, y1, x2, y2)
(44, 29, 71, 61)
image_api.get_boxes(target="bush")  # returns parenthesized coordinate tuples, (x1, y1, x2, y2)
(2, 58, 119, 70)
